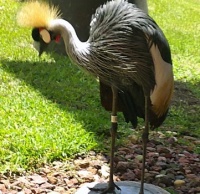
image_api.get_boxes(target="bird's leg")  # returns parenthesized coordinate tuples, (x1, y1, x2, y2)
(139, 95, 149, 194)
(101, 87, 120, 193)
(89, 87, 120, 194)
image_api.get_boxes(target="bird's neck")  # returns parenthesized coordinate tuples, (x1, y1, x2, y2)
(49, 19, 90, 64)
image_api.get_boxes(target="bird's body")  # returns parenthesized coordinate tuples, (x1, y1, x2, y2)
(46, 0, 173, 129)
(17, 0, 174, 193)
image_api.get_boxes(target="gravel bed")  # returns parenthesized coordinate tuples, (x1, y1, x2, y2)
(0, 133, 199, 194)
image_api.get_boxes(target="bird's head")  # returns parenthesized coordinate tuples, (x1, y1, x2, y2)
(17, 1, 61, 56)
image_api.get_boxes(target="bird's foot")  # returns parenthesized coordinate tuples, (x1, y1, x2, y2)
(139, 190, 144, 194)
(89, 182, 121, 194)
(139, 185, 144, 194)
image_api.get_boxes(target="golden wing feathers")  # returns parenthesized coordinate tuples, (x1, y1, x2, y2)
(17, 1, 61, 28)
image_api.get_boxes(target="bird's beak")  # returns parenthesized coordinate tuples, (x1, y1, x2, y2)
(39, 41, 48, 57)
(33, 40, 48, 57)
(38, 43, 44, 57)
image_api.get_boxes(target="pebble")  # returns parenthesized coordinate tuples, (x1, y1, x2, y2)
(175, 175, 185, 180)
(121, 169, 135, 181)
(0, 135, 199, 194)
(116, 161, 129, 172)
(194, 140, 200, 145)
(100, 165, 110, 178)
(174, 180, 186, 187)
(135, 155, 143, 162)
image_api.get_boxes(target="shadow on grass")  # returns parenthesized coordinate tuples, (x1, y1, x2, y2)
(169, 80, 200, 138)
(1, 56, 200, 143)
(0, 56, 112, 144)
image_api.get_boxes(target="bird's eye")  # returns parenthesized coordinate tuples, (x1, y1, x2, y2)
(39, 29, 51, 43)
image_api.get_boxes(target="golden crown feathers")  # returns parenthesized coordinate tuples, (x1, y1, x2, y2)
(17, 1, 61, 28)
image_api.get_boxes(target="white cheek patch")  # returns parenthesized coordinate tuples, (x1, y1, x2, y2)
(40, 29, 51, 43)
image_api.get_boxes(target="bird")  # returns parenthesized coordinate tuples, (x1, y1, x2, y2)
(17, 0, 174, 193)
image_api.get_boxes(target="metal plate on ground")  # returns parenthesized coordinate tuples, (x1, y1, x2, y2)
(75, 181, 170, 194)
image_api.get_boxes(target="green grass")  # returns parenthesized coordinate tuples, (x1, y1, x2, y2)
(0, 0, 200, 172)
(149, 0, 200, 141)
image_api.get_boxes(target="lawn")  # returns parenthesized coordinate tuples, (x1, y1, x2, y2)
(0, 0, 199, 173)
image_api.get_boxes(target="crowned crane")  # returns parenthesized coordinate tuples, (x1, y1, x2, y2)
(17, 0, 174, 193)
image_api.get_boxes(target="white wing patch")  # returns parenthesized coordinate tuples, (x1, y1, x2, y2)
(150, 44, 174, 117)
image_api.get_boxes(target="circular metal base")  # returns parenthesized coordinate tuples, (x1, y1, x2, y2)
(75, 181, 170, 194)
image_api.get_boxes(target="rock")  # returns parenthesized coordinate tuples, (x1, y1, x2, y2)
(89, 151, 96, 156)
(0, 130, 199, 194)
(29, 174, 47, 185)
(134, 148, 143, 155)
(183, 136, 197, 141)
(175, 175, 185, 180)
(64, 178, 78, 187)
(167, 137, 177, 144)
(99, 165, 110, 178)
(47, 191, 60, 194)
(128, 162, 138, 170)
(128, 134, 139, 144)
(52, 161, 63, 169)
(151, 165, 162, 171)
(148, 171, 159, 176)
(156, 161, 167, 169)
(121, 169, 135, 180)
(158, 156, 167, 162)
(40, 167, 51, 174)
(194, 140, 200, 145)
(0, 179, 10, 188)
(90, 160, 102, 170)
(118, 147, 131, 153)
(0, 184, 6, 192)
(189, 187, 200, 193)
(166, 173, 175, 181)
(22, 188, 32, 194)
(147, 152, 159, 158)
(41, 182, 55, 190)
(157, 146, 171, 154)
(117, 150, 127, 155)
(174, 180, 186, 187)
(47, 176, 58, 184)
(133, 169, 141, 179)
(87, 167, 98, 175)
(146, 147, 156, 152)
(53, 186, 66, 193)
(67, 188, 76, 194)
(116, 162, 129, 172)
(188, 177, 200, 188)
(184, 169, 191, 174)
(74, 159, 90, 169)
(155, 174, 173, 186)
(186, 173, 197, 179)
(144, 173, 154, 182)
(125, 154, 134, 160)
(135, 155, 143, 162)
(178, 157, 189, 164)
(77, 170, 94, 181)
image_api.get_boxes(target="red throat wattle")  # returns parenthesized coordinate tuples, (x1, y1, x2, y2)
(55, 35, 61, 43)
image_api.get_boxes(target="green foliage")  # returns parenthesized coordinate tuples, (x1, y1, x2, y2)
(0, 0, 199, 172)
